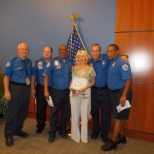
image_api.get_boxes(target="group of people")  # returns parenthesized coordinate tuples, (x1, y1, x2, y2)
(3, 42, 132, 151)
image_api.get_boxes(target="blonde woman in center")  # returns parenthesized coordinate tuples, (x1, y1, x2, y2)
(69, 50, 96, 143)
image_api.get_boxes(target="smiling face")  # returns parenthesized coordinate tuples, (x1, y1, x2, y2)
(90, 44, 101, 61)
(58, 44, 68, 60)
(76, 54, 87, 64)
(75, 50, 88, 64)
(107, 44, 120, 60)
(43, 46, 53, 61)
(17, 43, 29, 60)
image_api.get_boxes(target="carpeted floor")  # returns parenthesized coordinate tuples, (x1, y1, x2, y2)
(0, 118, 154, 154)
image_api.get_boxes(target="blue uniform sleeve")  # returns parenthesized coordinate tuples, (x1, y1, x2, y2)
(3, 60, 13, 77)
(32, 61, 38, 76)
(121, 62, 132, 80)
(43, 61, 52, 77)
(102, 54, 110, 66)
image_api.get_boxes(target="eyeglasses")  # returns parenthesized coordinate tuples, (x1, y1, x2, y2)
(20, 48, 29, 51)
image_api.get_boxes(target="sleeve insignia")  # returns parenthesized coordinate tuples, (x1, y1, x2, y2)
(122, 64, 129, 70)
(6, 61, 11, 67)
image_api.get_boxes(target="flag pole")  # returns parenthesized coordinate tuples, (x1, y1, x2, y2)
(69, 13, 78, 58)
(70, 13, 90, 59)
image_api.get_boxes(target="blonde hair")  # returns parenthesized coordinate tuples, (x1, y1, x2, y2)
(75, 50, 89, 64)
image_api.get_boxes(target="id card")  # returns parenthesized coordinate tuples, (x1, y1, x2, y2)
(26, 77, 30, 85)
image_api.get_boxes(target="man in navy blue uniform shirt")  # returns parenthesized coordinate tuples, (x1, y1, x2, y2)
(90, 43, 128, 144)
(3, 42, 32, 147)
(43, 44, 74, 143)
(89, 43, 110, 143)
(31, 46, 53, 134)
(101, 44, 132, 151)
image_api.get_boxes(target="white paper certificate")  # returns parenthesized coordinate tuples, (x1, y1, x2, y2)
(116, 100, 131, 113)
(72, 76, 88, 90)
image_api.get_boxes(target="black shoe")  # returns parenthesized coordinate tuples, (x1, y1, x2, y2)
(91, 132, 99, 139)
(36, 128, 43, 134)
(59, 131, 68, 139)
(101, 140, 117, 151)
(48, 135, 55, 143)
(101, 134, 109, 144)
(6, 137, 14, 147)
(15, 130, 28, 138)
(116, 134, 127, 144)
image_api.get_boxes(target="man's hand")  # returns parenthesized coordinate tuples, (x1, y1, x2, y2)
(119, 95, 126, 107)
(120, 55, 128, 62)
(31, 88, 36, 96)
(44, 90, 50, 100)
(4, 91, 11, 101)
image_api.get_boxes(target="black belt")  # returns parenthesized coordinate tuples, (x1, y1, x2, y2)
(37, 83, 51, 88)
(52, 87, 69, 91)
(92, 86, 107, 90)
(10, 81, 28, 86)
(110, 88, 124, 92)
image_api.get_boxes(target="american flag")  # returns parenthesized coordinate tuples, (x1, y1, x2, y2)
(67, 25, 89, 61)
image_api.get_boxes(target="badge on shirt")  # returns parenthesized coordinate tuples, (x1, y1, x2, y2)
(38, 61, 43, 69)
(26, 77, 30, 85)
(122, 64, 129, 70)
(54, 60, 61, 69)
(46, 62, 50, 67)
(112, 62, 116, 67)
(102, 60, 106, 65)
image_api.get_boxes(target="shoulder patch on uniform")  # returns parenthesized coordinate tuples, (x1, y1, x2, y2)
(51, 58, 55, 61)
(10, 56, 16, 60)
(122, 64, 129, 70)
(6, 61, 10, 67)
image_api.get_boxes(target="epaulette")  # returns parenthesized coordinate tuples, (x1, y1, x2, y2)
(10, 56, 17, 60)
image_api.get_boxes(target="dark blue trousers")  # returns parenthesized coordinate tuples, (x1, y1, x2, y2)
(91, 87, 111, 136)
(4, 83, 30, 138)
(35, 84, 50, 130)
(48, 87, 70, 136)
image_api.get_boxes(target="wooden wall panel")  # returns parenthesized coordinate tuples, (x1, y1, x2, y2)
(116, 0, 154, 32)
(124, 84, 154, 133)
(115, 0, 154, 141)
(115, 32, 154, 83)
(28, 95, 35, 113)
(46, 106, 50, 116)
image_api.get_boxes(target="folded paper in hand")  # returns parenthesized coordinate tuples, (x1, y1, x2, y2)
(46, 96, 54, 107)
(33, 95, 37, 104)
(116, 100, 131, 113)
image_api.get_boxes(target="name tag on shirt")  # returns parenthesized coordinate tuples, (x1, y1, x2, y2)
(26, 77, 30, 85)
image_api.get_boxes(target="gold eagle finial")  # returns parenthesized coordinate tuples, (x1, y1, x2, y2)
(70, 13, 78, 25)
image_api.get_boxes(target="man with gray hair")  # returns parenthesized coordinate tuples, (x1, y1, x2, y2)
(3, 42, 32, 147)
